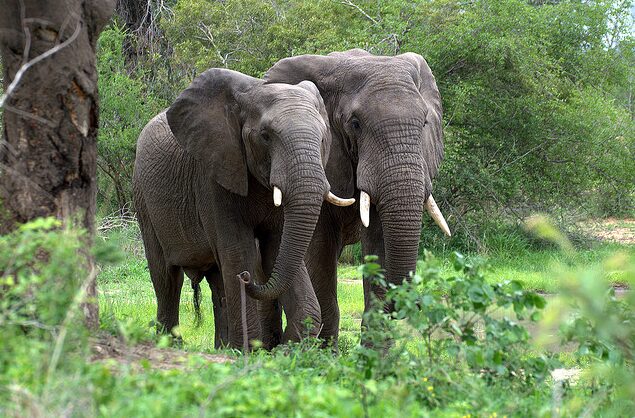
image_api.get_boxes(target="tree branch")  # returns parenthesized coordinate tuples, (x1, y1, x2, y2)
(339, 0, 378, 25)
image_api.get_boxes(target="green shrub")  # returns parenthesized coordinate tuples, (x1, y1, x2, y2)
(97, 24, 167, 215)
(0, 218, 91, 415)
(554, 253, 635, 416)
(353, 253, 554, 412)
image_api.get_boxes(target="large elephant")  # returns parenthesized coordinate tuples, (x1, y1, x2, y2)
(133, 68, 354, 349)
(263, 49, 451, 348)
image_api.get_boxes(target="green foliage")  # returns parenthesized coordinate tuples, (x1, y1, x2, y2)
(520, 215, 635, 416)
(548, 252, 634, 416)
(5, 218, 634, 416)
(0, 218, 90, 414)
(354, 253, 554, 412)
(151, 0, 635, 247)
(408, 0, 635, 219)
(97, 24, 167, 214)
(0, 218, 83, 328)
(164, 0, 414, 76)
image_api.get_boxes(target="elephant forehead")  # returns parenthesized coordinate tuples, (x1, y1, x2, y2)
(262, 107, 325, 132)
(258, 83, 315, 104)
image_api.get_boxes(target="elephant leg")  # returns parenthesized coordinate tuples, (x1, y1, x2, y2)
(218, 237, 261, 350)
(305, 223, 342, 349)
(360, 203, 388, 339)
(138, 211, 184, 335)
(154, 265, 184, 336)
(361, 203, 387, 303)
(279, 262, 321, 342)
(256, 235, 283, 350)
(205, 268, 229, 349)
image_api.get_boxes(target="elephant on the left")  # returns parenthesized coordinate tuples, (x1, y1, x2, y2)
(133, 68, 354, 349)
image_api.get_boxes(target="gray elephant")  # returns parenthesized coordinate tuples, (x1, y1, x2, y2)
(262, 49, 451, 348)
(132, 68, 354, 349)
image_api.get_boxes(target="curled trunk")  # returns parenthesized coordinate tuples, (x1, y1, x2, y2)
(245, 162, 325, 300)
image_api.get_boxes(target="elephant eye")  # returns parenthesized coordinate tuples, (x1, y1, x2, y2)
(260, 130, 270, 142)
(350, 118, 361, 131)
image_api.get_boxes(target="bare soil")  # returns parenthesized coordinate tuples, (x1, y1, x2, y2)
(577, 218, 635, 245)
(91, 333, 233, 371)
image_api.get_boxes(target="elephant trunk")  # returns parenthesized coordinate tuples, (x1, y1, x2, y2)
(245, 150, 327, 300)
(376, 164, 427, 289)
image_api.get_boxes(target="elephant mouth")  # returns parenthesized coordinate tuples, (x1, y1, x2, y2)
(270, 185, 355, 208)
(358, 189, 451, 237)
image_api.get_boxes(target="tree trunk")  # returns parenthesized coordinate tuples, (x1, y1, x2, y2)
(0, 0, 115, 329)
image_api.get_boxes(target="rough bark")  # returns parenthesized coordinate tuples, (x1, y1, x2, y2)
(0, 0, 115, 329)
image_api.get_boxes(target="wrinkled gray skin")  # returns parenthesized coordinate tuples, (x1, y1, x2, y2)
(133, 68, 333, 349)
(263, 50, 444, 348)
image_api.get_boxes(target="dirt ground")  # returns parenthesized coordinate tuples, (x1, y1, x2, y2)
(577, 218, 635, 245)
(91, 334, 233, 370)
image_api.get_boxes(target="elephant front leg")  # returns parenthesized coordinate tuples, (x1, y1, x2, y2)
(218, 239, 261, 350)
(205, 268, 229, 349)
(256, 235, 283, 350)
(360, 203, 387, 321)
(279, 263, 322, 342)
(304, 223, 342, 349)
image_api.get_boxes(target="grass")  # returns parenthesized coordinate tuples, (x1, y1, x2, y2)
(98, 226, 633, 350)
(5, 219, 634, 417)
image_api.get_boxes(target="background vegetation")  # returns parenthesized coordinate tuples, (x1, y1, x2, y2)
(98, 0, 634, 242)
(2, 0, 634, 416)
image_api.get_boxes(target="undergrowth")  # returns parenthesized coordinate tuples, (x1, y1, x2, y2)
(1, 216, 633, 416)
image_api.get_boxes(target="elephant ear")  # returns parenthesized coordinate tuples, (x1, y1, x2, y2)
(264, 54, 336, 89)
(296, 80, 332, 164)
(166, 68, 259, 196)
(395, 53, 444, 182)
(264, 49, 369, 87)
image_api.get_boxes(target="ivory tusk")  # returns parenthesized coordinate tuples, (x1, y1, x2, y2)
(360, 191, 370, 228)
(325, 191, 355, 207)
(425, 195, 451, 237)
(273, 186, 282, 207)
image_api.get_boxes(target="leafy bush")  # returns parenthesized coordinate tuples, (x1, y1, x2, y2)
(549, 254, 635, 416)
(97, 24, 167, 215)
(413, 0, 635, 220)
(156, 0, 635, 243)
(353, 253, 554, 412)
(5, 219, 633, 416)
(0, 218, 91, 415)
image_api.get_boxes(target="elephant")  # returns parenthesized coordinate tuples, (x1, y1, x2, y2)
(132, 68, 354, 349)
(262, 49, 451, 348)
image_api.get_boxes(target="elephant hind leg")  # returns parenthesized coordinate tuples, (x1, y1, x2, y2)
(154, 265, 184, 336)
(136, 203, 184, 336)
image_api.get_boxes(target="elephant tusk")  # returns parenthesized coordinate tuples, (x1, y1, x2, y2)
(360, 191, 370, 228)
(425, 195, 451, 237)
(325, 191, 355, 207)
(273, 186, 282, 207)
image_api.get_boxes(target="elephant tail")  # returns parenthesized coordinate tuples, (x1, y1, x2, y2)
(192, 280, 203, 327)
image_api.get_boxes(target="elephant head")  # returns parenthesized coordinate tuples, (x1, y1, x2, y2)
(264, 50, 450, 290)
(166, 68, 353, 300)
